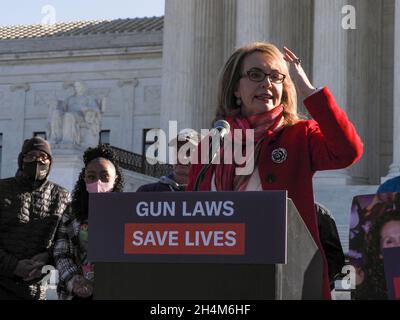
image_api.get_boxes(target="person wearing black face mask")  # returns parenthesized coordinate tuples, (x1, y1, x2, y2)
(22, 150, 51, 182)
(0, 137, 70, 299)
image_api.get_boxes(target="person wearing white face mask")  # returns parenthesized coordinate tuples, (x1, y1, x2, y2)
(53, 144, 124, 300)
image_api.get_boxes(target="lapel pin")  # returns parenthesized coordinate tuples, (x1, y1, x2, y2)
(271, 147, 287, 164)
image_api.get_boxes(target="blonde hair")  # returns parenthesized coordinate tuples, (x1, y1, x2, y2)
(216, 42, 299, 126)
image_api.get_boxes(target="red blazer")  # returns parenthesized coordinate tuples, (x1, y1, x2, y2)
(186, 87, 363, 299)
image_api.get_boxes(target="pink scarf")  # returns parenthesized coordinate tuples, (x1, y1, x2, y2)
(214, 105, 284, 191)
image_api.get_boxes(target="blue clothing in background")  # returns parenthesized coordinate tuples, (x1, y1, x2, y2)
(377, 176, 400, 193)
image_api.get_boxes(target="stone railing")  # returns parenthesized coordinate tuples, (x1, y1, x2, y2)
(110, 146, 172, 178)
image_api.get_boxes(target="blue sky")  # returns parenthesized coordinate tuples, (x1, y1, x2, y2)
(0, 0, 165, 26)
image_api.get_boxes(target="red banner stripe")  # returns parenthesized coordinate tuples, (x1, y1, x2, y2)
(124, 223, 245, 255)
(394, 276, 400, 299)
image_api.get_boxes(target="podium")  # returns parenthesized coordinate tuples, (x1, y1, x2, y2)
(89, 192, 323, 300)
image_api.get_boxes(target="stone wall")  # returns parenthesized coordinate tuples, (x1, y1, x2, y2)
(0, 33, 162, 179)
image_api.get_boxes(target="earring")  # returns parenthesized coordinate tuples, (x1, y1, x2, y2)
(236, 98, 242, 106)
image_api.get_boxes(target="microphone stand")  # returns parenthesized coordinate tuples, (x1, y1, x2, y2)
(193, 136, 218, 191)
(193, 120, 230, 191)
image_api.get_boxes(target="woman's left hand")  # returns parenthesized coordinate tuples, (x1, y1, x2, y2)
(283, 46, 316, 99)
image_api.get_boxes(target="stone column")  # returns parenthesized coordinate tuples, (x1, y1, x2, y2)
(378, 0, 395, 182)
(346, 0, 382, 185)
(312, 0, 350, 185)
(191, 0, 224, 130)
(235, 0, 270, 47)
(269, 0, 314, 116)
(117, 78, 138, 151)
(6, 83, 30, 177)
(383, 0, 400, 179)
(222, 0, 237, 62)
(269, 0, 313, 48)
(160, 0, 195, 133)
(160, 0, 224, 132)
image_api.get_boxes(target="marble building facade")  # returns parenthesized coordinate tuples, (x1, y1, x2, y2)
(1, 1, 399, 248)
(159, 0, 400, 248)
(0, 18, 163, 191)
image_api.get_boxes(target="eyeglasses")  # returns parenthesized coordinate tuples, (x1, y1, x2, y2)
(23, 153, 50, 162)
(242, 69, 286, 84)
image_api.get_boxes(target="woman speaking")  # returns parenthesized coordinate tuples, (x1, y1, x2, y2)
(186, 42, 363, 299)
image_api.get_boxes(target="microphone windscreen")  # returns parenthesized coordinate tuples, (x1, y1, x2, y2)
(213, 120, 230, 134)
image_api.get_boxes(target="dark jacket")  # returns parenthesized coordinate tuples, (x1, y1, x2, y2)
(316, 202, 345, 289)
(0, 171, 70, 299)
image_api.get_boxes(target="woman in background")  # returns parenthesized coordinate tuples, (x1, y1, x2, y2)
(53, 144, 124, 299)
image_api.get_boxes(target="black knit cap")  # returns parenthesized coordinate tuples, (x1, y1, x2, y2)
(18, 136, 52, 169)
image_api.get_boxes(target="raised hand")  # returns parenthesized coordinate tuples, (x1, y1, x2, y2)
(283, 46, 316, 99)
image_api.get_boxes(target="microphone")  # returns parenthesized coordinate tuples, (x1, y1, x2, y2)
(212, 120, 230, 140)
(193, 120, 231, 191)
(210, 120, 230, 163)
